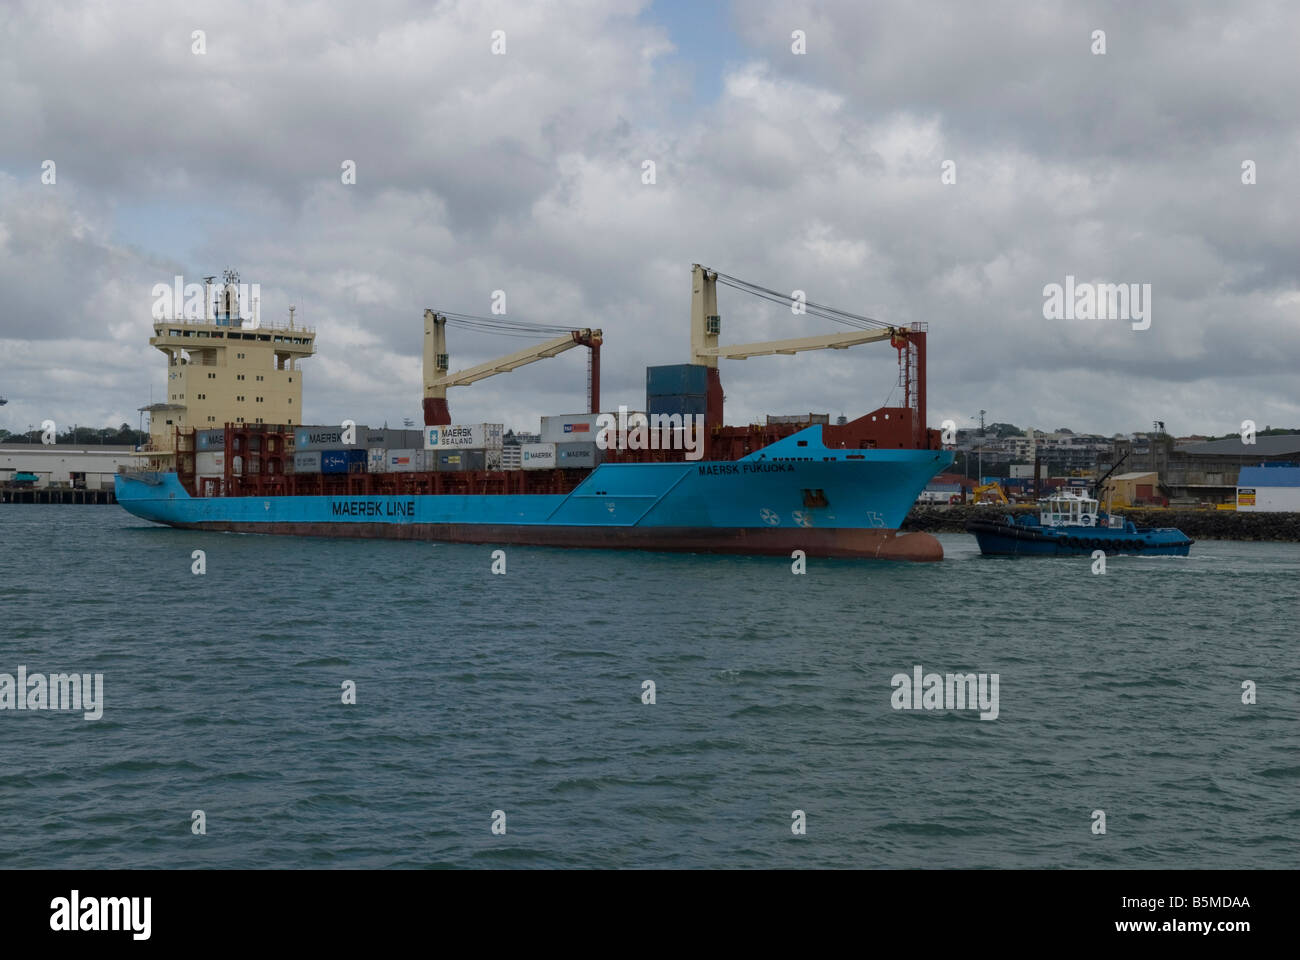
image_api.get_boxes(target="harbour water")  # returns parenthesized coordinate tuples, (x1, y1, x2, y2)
(1, 505, 1296, 868)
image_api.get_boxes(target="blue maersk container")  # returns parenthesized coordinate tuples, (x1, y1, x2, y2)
(320, 449, 368, 474)
(646, 363, 709, 397)
(648, 395, 707, 418)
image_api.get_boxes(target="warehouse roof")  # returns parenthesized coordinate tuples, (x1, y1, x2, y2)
(1237, 465, 1300, 487)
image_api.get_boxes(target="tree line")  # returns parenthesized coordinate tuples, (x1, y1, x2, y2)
(0, 424, 150, 445)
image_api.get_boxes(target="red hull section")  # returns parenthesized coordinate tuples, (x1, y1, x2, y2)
(175, 520, 944, 561)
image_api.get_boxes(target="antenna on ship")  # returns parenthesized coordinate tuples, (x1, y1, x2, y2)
(289, 305, 295, 329)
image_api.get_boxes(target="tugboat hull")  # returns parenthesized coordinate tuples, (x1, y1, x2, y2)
(966, 516, 1193, 557)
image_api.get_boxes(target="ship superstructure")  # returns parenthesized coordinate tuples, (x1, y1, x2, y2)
(136, 271, 315, 470)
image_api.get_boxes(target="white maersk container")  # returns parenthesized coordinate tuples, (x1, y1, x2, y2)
(367, 448, 387, 472)
(424, 423, 504, 450)
(520, 443, 556, 470)
(539, 412, 645, 446)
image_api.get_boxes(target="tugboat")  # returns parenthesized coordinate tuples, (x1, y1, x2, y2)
(965, 488, 1193, 557)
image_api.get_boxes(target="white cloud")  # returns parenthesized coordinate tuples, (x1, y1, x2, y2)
(1, 0, 1297, 440)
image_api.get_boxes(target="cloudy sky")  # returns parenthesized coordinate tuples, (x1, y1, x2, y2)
(2, 0, 1297, 439)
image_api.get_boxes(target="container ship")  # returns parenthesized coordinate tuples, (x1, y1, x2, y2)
(118, 266, 954, 560)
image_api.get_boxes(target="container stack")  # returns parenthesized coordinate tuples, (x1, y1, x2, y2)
(294, 424, 372, 475)
(363, 429, 425, 474)
(539, 414, 617, 468)
(424, 423, 504, 471)
(195, 429, 227, 484)
(646, 364, 708, 420)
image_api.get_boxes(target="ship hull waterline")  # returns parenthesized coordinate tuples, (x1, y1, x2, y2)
(160, 518, 943, 560)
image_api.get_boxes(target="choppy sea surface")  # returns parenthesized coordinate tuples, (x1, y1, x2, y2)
(1, 504, 1297, 868)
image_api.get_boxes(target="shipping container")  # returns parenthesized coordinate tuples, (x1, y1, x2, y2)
(433, 450, 484, 472)
(556, 441, 603, 468)
(321, 448, 368, 474)
(196, 429, 226, 451)
(648, 395, 707, 418)
(363, 429, 426, 449)
(646, 363, 709, 397)
(540, 413, 600, 443)
(385, 449, 423, 473)
(539, 412, 644, 445)
(424, 423, 504, 450)
(367, 448, 387, 472)
(195, 451, 226, 475)
(295, 425, 369, 450)
(293, 451, 322, 473)
(521, 443, 557, 470)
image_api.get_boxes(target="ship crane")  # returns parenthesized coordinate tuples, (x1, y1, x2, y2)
(422, 309, 602, 426)
(688, 265, 932, 453)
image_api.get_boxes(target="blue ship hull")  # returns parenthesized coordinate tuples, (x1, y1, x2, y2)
(966, 514, 1193, 557)
(116, 430, 955, 560)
